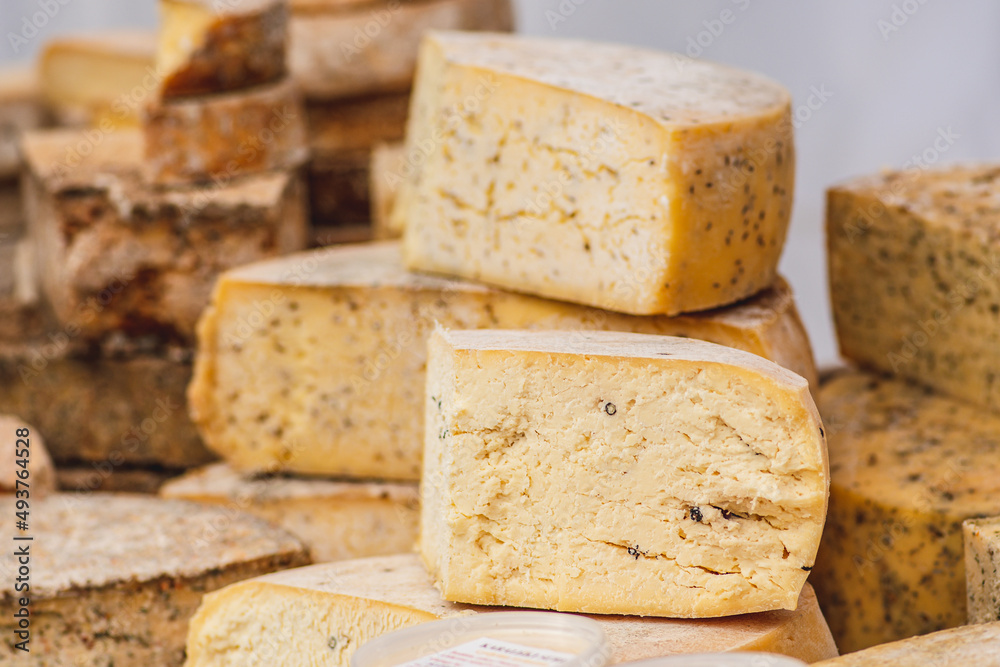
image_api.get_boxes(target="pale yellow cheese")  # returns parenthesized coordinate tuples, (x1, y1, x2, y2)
(0, 415, 54, 498)
(184, 554, 838, 666)
(371, 141, 407, 239)
(813, 622, 1000, 667)
(189, 241, 817, 481)
(397, 32, 795, 315)
(0, 65, 44, 180)
(161, 462, 419, 562)
(965, 517, 1000, 625)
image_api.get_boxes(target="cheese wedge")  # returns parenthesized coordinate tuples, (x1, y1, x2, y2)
(811, 369, 1000, 652)
(189, 242, 817, 481)
(161, 463, 419, 562)
(0, 415, 54, 497)
(158, 0, 288, 98)
(0, 493, 308, 665)
(829, 164, 1000, 414)
(371, 141, 406, 239)
(38, 30, 156, 128)
(397, 32, 795, 315)
(0, 65, 44, 179)
(813, 622, 1000, 667)
(185, 554, 838, 666)
(965, 517, 1000, 625)
(22, 128, 307, 343)
(289, 0, 514, 99)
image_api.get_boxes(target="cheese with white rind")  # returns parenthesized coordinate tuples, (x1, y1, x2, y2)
(0, 415, 54, 497)
(189, 242, 817, 481)
(372, 141, 407, 239)
(184, 554, 838, 666)
(965, 517, 1000, 625)
(161, 462, 419, 562)
(0, 65, 44, 180)
(398, 32, 795, 316)
(813, 622, 1000, 667)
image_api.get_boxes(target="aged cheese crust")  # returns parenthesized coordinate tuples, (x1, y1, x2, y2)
(422, 329, 828, 617)
(813, 622, 1000, 667)
(189, 242, 816, 481)
(185, 554, 838, 666)
(22, 128, 307, 344)
(965, 517, 1000, 625)
(0, 65, 44, 179)
(371, 141, 406, 239)
(0, 415, 54, 497)
(811, 369, 1000, 652)
(161, 462, 419, 562)
(398, 32, 795, 316)
(158, 0, 288, 98)
(143, 77, 308, 185)
(0, 494, 308, 665)
(828, 164, 1000, 413)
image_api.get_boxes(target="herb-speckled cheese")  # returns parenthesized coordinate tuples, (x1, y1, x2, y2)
(828, 164, 1000, 414)
(0, 65, 43, 179)
(0, 494, 309, 666)
(185, 554, 838, 666)
(813, 622, 1000, 667)
(423, 329, 827, 617)
(965, 517, 1000, 625)
(161, 462, 419, 562)
(811, 369, 1000, 653)
(189, 242, 817, 481)
(397, 32, 795, 316)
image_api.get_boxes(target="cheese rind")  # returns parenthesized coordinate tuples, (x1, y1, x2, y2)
(965, 517, 1000, 625)
(185, 554, 838, 666)
(813, 622, 1000, 667)
(0, 66, 44, 179)
(0, 415, 54, 497)
(811, 369, 1000, 652)
(189, 242, 817, 480)
(398, 32, 795, 315)
(371, 141, 407, 239)
(828, 164, 1000, 413)
(161, 463, 419, 562)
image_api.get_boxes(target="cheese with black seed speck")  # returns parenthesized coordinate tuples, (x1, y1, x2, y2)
(828, 164, 1000, 414)
(0, 65, 44, 180)
(0, 415, 54, 497)
(813, 622, 1000, 667)
(811, 369, 1000, 653)
(397, 32, 795, 316)
(422, 329, 827, 617)
(372, 141, 407, 239)
(184, 554, 838, 666)
(189, 241, 817, 481)
(965, 517, 1000, 625)
(161, 462, 419, 562)
(0, 493, 309, 666)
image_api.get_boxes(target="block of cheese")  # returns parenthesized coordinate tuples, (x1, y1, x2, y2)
(189, 242, 817, 480)
(39, 30, 156, 127)
(0, 493, 309, 665)
(829, 165, 1000, 413)
(289, 0, 514, 99)
(965, 517, 1000, 625)
(158, 0, 288, 98)
(372, 141, 407, 239)
(811, 369, 1000, 653)
(161, 462, 419, 562)
(0, 415, 54, 497)
(22, 128, 307, 343)
(57, 467, 175, 494)
(397, 32, 795, 316)
(813, 622, 1000, 667)
(185, 554, 838, 666)
(422, 329, 827, 617)
(0, 65, 44, 179)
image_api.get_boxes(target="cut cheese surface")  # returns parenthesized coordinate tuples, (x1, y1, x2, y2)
(398, 31, 794, 315)
(185, 554, 838, 666)
(189, 241, 816, 481)
(964, 517, 1000, 625)
(371, 141, 406, 239)
(828, 164, 1000, 414)
(811, 369, 1000, 652)
(813, 622, 1000, 667)
(0, 65, 43, 179)
(0, 415, 54, 497)
(161, 463, 419, 562)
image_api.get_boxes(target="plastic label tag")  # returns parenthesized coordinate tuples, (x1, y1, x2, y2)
(398, 637, 576, 667)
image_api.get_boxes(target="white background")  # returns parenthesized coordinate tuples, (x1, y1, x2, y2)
(3, 0, 998, 364)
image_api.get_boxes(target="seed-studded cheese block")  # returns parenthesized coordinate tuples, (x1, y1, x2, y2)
(39, 30, 156, 127)
(161, 463, 419, 562)
(22, 128, 307, 343)
(813, 622, 1000, 667)
(185, 555, 839, 666)
(398, 32, 794, 316)
(0, 416, 55, 497)
(828, 165, 1000, 414)
(0, 65, 44, 179)
(144, 77, 308, 185)
(372, 141, 406, 239)
(422, 329, 827, 617)
(189, 242, 817, 481)
(811, 369, 1000, 653)
(57, 467, 175, 494)
(0, 494, 309, 665)
(965, 517, 1000, 625)
(289, 0, 514, 99)
(158, 0, 288, 98)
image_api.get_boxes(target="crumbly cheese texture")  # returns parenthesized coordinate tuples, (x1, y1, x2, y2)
(0, 65, 44, 179)
(0, 415, 54, 497)
(38, 30, 155, 127)
(813, 622, 1000, 667)
(0, 493, 309, 666)
(185, 554, 838, 666)
(965, 517, 1000, 625)
(143, 77, 308, 185)
(811, 370, 1000, 653)
(189, 242, 816, 481)
(397, 32, 794, 315)
(372, 141, 407, 239)
(289, 0, 513, 99)
(158, 0, 288, 98)
(161, 463, 419, 562)
(22, 128, 307, 344)
(828, 164, 1000, 413)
